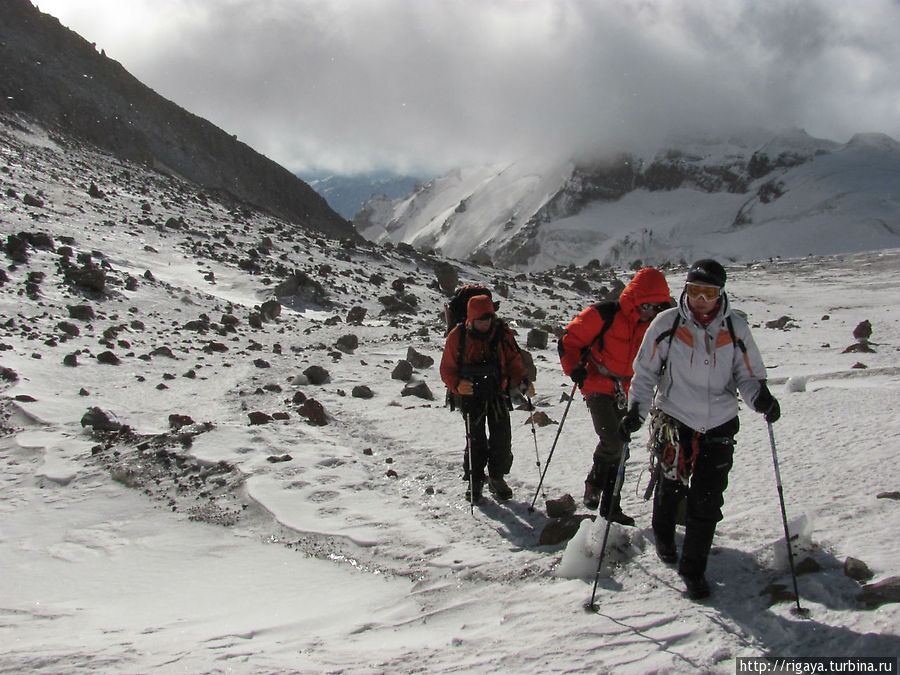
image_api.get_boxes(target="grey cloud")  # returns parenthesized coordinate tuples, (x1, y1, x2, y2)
(39, 0, 900, 174)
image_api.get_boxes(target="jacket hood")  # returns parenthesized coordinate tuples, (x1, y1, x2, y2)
(619, 267, 672, 315)
(466, 294, 495, 323)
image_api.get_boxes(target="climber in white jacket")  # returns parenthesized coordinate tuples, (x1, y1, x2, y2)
(619, 259, 781, 600)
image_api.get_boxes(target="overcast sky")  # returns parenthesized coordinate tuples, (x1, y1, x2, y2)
(37, 0, 900, 176)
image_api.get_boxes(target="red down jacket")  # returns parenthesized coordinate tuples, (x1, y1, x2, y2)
(560, 267, 671, 396)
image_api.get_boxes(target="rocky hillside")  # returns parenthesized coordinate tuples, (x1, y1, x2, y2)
(0, 0, 356, 240)
(355, 129, 900, 269)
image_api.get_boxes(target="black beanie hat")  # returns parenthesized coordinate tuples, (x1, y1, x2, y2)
(686, 259, 726, 287)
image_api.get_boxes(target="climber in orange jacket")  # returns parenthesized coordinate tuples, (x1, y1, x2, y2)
(559, 267, 671, 523)
(441, 294, 528, 503)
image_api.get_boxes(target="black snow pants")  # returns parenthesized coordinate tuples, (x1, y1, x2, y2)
(462, 397, 513, 483)
(652, 416, 739, 579)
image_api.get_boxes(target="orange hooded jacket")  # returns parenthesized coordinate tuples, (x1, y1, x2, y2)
(440, 295, 526, 395)
(560, 267, 671, 396)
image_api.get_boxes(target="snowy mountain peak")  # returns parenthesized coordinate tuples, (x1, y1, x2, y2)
(358, 130, 900, 270)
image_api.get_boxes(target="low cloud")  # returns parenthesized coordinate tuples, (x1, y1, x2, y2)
(40, 0, 900, 174)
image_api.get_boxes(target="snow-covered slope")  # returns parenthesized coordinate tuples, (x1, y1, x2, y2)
(1, 114, 899, 672)
(357, 129, 900, 270)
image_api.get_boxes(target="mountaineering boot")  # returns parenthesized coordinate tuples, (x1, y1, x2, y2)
(680, 573, 711, 600)
(598, 462, 635, 526)
(654, 538, 678, 564)
(583, 481, 600, 510)
(488, 476, 513, 501)
(679, 554, 711, 600)
(465, 481, 484, 504)
(602, 507, 636, 527)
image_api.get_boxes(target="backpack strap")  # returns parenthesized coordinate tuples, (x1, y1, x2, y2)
(725, 315, 746, 353)
(589, 301, 620, 355)
(559, 300, 620, 364)
(655, 312, 681, 376)
(725, 315, 756, 376)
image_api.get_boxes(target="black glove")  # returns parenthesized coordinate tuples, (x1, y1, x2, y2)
(570, 364, 587, 388)
(618, 407, 643, 440)
(753, 382, 781, 423)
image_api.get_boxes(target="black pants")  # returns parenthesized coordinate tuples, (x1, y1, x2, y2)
(652, 416, 738, 578)
(586, 393, 626, 482)
(462, 398, 512, 482)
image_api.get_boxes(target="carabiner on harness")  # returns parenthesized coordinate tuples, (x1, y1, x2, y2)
(613, 378, 627, 411)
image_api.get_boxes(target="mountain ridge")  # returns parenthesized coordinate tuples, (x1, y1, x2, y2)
(355, 128, 900, 270)
(0, 0, 356, 240)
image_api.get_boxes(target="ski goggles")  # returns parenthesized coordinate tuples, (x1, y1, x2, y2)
(685, 283, 721, 301)
(640, 302, 670, 313)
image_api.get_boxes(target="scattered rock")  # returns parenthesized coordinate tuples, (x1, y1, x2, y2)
(526, 411, 555, 427)
(859, 576, 900, 609)
(67, 304, 95, 321)
(545, 493, 577, 518)
(97, 351, 121, 365)
(795, 556, 822, 575)
(151, 346, 177, 359)
(876, 491, 900, 500)
(844, 557, 874, 582)
(267, 454, 293, 463)
(168, 414, 195, 430)
(64, 263, 106, 293)
(346, 306, 367, 325)
(81, 407, 122, 432)
(248, 411, 273, 425)
(273, 271, 329, 306)
(392, 360, 413, 381)
(434, 261, 459, 296)
(526, 328, 549, 350)
(765, 316, 795, 330)
(352, 385, 374, 399)
(260, 299, 281, 321)
(336, 334, 359, 353)
(379, 294, 418, 315)
(852, 320, 872, 340)
(406, 346, 434, 369)
(539, 515, 590, 546)
(401, 380, 434, 400)
(57, 321, 80, 337)
(303, 365, 330, 385)
(299, 398, 328, 425)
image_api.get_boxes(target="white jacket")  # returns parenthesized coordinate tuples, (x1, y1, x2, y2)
(629, 292, 767, 433)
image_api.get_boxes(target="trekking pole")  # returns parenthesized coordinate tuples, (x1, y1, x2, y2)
(767, 422, 809, 618)
(464, 411, 475, 516)
(525, 394, 545, 496)
(528, 382, 578, 512)
(586, 442, 630, 611)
